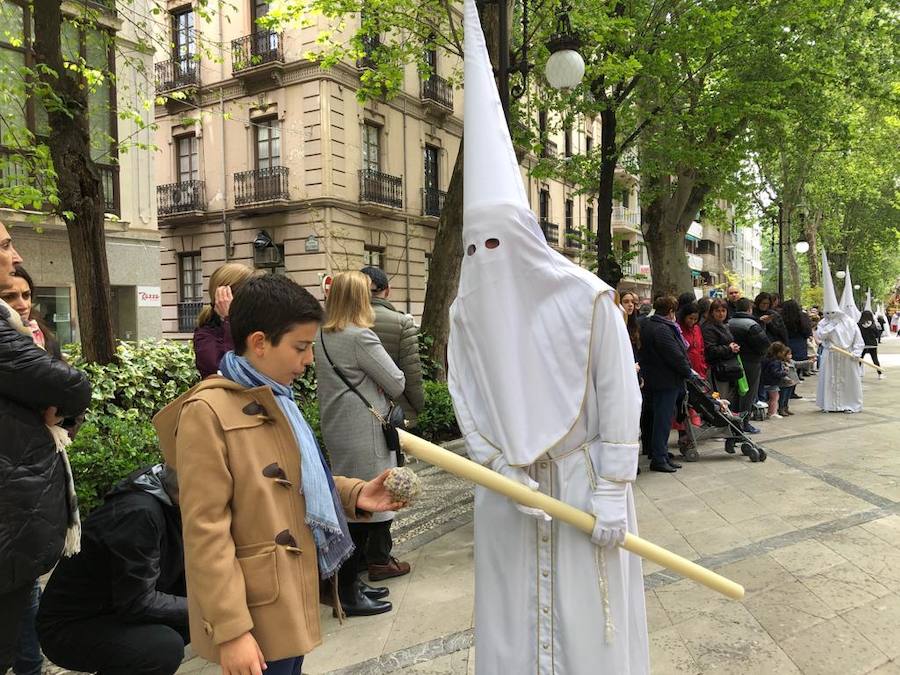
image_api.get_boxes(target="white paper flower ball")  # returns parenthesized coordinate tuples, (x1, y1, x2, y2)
(385, 466, 422, 505)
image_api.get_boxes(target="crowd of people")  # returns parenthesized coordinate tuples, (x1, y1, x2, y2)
(0, 221, 427, 675)
(620, 284, 888, 474)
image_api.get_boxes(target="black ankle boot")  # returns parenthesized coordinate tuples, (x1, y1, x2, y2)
(339, 579, 392, 616)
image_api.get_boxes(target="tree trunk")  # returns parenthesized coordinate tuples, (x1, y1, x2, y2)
(420, 142, 463, 380)
(419, 3, 510, 379)
(804, 209, 821, 287)
(642, 170, 707, 297)
(595, 108, 622, 287)
(32, 0, 116, 364)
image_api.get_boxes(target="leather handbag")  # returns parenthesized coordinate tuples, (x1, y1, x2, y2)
(319, 333, 406, 467)
(713, 355, 743, 383)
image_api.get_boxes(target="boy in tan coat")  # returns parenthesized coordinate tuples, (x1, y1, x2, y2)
(154, 275, 404, 675)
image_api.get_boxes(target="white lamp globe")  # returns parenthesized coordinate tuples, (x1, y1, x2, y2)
(545, 49, 585, 90)
(854, 284, 860, 290)
(794, 241, 810, 254)
(836, 270, 846, 280)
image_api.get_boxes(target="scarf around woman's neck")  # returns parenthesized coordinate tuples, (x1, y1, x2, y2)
(219, 351, 353, 578)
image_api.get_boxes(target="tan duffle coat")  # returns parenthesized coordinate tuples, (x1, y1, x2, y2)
(153, 377, 366, 663)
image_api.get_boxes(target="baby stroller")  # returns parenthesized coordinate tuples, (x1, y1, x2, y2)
(681, 375, 768, 463)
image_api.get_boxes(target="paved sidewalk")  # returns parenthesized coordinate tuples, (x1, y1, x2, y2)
(33, 339, 900, 675)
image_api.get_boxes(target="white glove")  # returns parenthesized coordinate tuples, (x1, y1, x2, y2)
(489, 454, 551, 522)
(590, 477, 628, 548)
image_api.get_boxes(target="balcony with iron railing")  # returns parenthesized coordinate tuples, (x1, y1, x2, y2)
(155, 57, 200, 94)
(234, 166, 290, 206)
(422, 187, 446, 217)
(421, 75, 453, 111)
(157, 180, 206, 218)
(177, 300, 204, 333)
(565, 226, 581, 249)
(611, 205, 641, 231)
(232, 30, 284, 75)
(539, 219, 559, 246)
(621, 260, 639, 278)
(359, 169, 402, 209)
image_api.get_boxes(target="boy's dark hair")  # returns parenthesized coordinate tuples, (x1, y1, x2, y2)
(230, 274, 324, 354)
(735, 297, 753, 313)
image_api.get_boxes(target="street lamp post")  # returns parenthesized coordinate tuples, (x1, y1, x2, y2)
(481, 0, 586, 124)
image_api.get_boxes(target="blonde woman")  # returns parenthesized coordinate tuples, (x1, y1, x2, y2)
(192, 263, 256, 378)
(314, 271, 407, 616)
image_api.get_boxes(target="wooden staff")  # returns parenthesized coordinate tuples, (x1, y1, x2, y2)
(829, 345, 884, 373)
(399, 430, 745, 601)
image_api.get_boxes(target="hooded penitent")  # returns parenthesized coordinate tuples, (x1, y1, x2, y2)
(447, 0, 612, 468)
(840, 266, 862, 322)
(864, 289, 873, 313)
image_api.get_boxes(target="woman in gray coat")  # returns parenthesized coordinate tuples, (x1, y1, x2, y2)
(315, 271, 407, 617)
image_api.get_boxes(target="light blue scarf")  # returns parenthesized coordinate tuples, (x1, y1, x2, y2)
(219, 351, 354, 577)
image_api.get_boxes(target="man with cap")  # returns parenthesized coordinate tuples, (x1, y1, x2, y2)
(816, 251, 865, 412)
(447, 2, 649, 673)
(359, 266, 425, 429)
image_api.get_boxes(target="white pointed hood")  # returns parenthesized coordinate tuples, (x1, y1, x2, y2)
(447, 0, 612, 466)
(822, 251, 841, 314)
(864, 289, 872, 313)
(840, 266, 861, 322)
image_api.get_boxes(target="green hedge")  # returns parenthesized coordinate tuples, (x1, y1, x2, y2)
(65, 339, 457, 512)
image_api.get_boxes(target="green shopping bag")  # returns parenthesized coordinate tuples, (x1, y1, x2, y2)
(736, 355, 749, 396)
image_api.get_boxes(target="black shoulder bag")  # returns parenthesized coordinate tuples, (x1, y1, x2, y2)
(319, 332, 406, 467)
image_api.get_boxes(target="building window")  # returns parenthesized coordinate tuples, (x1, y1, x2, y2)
(177, 252, 203, 332)
(362, 123, 380, 173)
(619, 189, 630, 209)
(564, 126, 572, 157)
(255, 118, 280, 170)
(178, 252, 203, 301)
(565, 198, 574, 230)
(364, 245, 384, 269)
(538, 110, 547, 138)
(424, 144, 438, 190)
(252, 0, 269, 23)
(34, 286, 74, 344)
(539, 189, 550, 221)
(172, 8, 195, 64)
(621, 239, 631, 253)
(424, 45, 437, 75)
(175, 135, 199, 183)
(586, 206, 593, 232)
(585, 135, 592, 155)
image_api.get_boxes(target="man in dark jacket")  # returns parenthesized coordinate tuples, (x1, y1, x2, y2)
(728, 298, 771, 431)
(360, 266, 425, 425)
(37, 464, 188, 675)
(638, 295, 692, 473)
(0, 222, 92, 672)
(726, 285, 742, 319)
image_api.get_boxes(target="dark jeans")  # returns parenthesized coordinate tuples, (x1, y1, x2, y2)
(37, 615, 189, 675)
(339, 520, 393, 589)
(266, 656, 305, 674)
(0, 581, 35, 672)
(862, 347, 880, 367)
(778, 386, 795, 412)
(640, 387, 681, 466)
(738, 360, 762, 413)
(15, 580, 42, 675)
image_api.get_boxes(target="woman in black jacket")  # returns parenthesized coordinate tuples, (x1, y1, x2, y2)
(638, 295, 691, 473)
(0, 223, 92, 671)
(702, 298, 741, 407)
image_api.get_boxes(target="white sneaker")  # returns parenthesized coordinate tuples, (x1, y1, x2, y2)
(770, 413, 783, 419)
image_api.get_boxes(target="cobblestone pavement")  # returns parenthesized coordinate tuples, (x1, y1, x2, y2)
(27, 338, 900, 675)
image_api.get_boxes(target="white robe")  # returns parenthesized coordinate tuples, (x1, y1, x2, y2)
(451, 296, 649, 675)
(815, 316, 865, 412)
